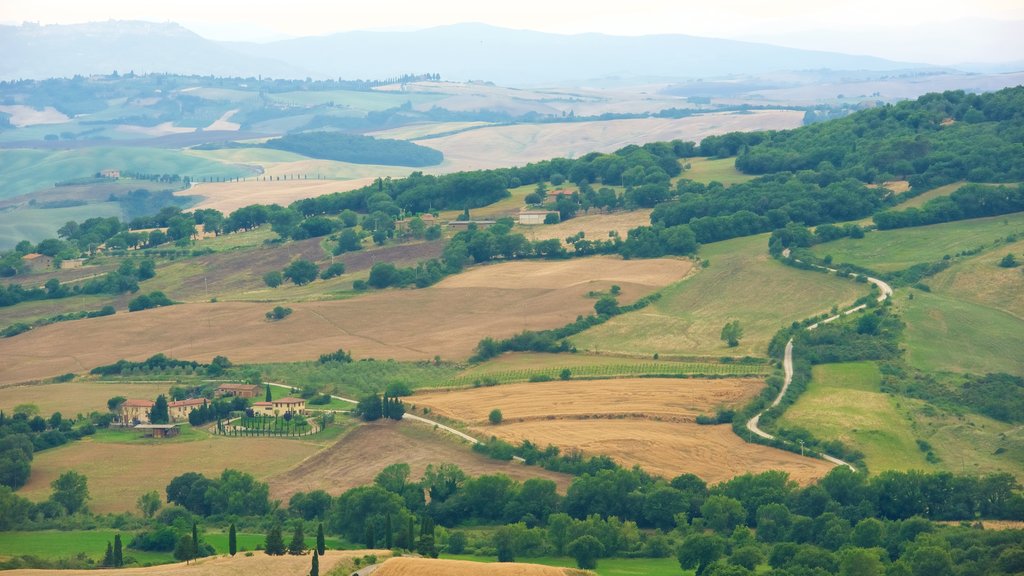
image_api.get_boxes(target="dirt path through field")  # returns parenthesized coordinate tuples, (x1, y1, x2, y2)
(746, 251, 893, 470)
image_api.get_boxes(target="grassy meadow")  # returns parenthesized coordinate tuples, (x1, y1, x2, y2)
(0, 202, 124, 249)
(809, 211, 1024, 272)
(681, 156, 756, 186)
(571, 234, 866, 357)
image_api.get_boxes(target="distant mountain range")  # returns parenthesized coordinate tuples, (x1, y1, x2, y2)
(3, 21, 935, 84)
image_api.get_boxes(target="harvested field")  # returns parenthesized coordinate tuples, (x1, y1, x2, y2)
(2, 550, 390, 576)
(483, 419, 835, 485)
(422, 111, 803, 172)
(267, 421, 572, 504)
(0, 257, 690, 384)
(19, 435, 325, 514)
(181, 178, 374, 213)
(414, 378, 763, 425)
(518, 210, 653, 244)
(0, 381, 171, 416)
(372, 557, 578, 576)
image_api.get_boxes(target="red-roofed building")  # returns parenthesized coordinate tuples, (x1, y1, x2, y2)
(168, 398, 208, 422)
(119, 399, 155, 425)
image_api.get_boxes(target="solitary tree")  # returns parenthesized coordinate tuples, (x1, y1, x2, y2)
(999, 253, 1019, 268)
(310, 551, 319, 576)
(283, 259, 319, 285)
(137, 490, 161, 518)
(567, 535, 604, 570)
(113, 533, 123, 567)
(229, 523, 237, 556)
(720, 321, 744, 347)
(489, 409, 503, 425)
(150, 395, 169, 424)
(316, 522, 325, 555)
(266, 384, 273, 402)
(288, 522, 306, 555)
(50, 470, 89, 515)
(263, 270, 283, 287)
(677, 532, 725, 576)
(102, 542, 114, 567)
(174, 534, 197, 564)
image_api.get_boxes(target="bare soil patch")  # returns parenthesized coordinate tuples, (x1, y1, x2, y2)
(413, 378, 761, 425)
(0, 257, 690, 384)
(373, 557, 577, 576)
(0, 105, 70, 127)
(267, 422, 571, 504)
(19, 435, 324, 514)
(3, 550, 389, 576)
(483, 419, 834, 485)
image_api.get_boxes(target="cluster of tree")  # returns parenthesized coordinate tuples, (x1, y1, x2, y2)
(90, 354, 231, 378)
(472, 438, 619, 476)
(353, 393, 405, 421)
(0, 408, 97, 490)
(262, 131, 443, 167)
(265, 305, 293, 321)
(873, 183, 1024, 229)
(127, 290, 173, 312)
(733, 87, 1024, 189)
(318, 348, 352, 364)
(884, 369, 1024, 425)
(166, 470, 271, 517)
(0, 258, 154, 308)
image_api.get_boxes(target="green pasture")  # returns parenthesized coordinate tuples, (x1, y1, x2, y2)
(258, 360, 460, 398)
(681, 157, 756, 186)
(572, 234, 865, 357)
(0, 202, 123, 250)
(446, 360, 768, 388)
(810, 212, 1024, 272)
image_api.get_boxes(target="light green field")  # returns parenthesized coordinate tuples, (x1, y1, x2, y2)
(0, 294, 118, 332)
(0, 530, 347, 564)
(0, 148, 256, 200)
(448, 352, 769, 387)
(571, 234, 866, 357)
(0, 202, 124, 249)
(442, 554, 686, 576)
(893, 181, 964, 209)
(193, 225, 277, 253)
(926, 236, 1024, 319)
(371, 121, 494, 140)
(682, 157, 756, 186)
(265, 89, 444, 111)
(780, 362, 930, 472)
(897, 289, 1024, 375)
(258, 359, 461, 398)
(810, 212, 1024, 272)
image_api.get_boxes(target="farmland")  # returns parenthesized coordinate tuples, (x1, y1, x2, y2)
(572, 234, 866, 357)
(0, 256, 691, 384)
(266, 421, 573, 504)
(682, 156, 756, 185)
(808, 211, 1024, 272)
(18, 430, 334, 514)
(516, 210, 653, 245)
(371, 557, 578, 576)
(413, 376, 835, 484)
(0, 381, 172, 417)
(778, 362, 930, 472)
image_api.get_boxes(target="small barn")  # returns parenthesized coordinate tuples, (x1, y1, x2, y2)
(135, 424, 179, 438)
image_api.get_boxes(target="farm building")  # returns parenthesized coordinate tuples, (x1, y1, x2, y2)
(215, 383, 261, 399)
(134, 424, 179, 438)
(60, 258, 86, 269)
(100, 169, 121, 179)
(395, 213, 437, 232)
(273, 397, 307, 415)
(251, 401, 274, 416)
(518, 210, 560, 225)
(168, 398, 207, 421)
(119, 399, 155, 425)
(547, 188, 576, 198)
(448, 220, 496, 230)
(21, 253, 52, 271)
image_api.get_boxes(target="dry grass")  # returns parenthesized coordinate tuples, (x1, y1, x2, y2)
(422, 111, 803, 172)
(481, 419, 834, 485)
(517, 210, 653, 244)
(0, 381, 172, 417)
(19, 435, 325, 514)
(2, 550, 390, 576)
(180, 178, 377, 214)
(373, 557, 576, 576)
(0, 105, 69, 127)
(413, 378, 761, 425)
(267, 421, 572, 504)
(0, 257, 690, 384)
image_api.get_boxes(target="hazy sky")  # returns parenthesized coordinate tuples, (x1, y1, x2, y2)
(5, 0, 1024, 63)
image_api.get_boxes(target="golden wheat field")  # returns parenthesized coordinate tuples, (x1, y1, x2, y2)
(371, 557, 582, 576)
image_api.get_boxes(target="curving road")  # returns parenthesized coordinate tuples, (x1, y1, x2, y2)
(745, 253, 893, 472)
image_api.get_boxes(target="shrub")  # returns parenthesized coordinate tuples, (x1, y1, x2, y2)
(489, 409, 503, 425)
(265, 306, 293, 321)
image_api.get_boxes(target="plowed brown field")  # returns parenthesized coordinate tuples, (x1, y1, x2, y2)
(0, 256, 691, 384)
(413, 377, 835, 484)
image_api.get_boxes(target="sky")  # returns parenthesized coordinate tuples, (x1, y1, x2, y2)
(4, 0, 1024, 64)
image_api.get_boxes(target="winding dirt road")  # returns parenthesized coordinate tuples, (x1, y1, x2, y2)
(745, 255, 893, 472)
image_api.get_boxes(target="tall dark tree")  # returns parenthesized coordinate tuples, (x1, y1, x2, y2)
(365, 522, 376, 548)
(385, 513, 393, 549)
(265, 525, 286, 555)
(310, 550, 319, 576)
(229, 523, 237, 556)
(316, 522, 325, 555)
(102, 542, 114, 567)
(150, 394, 169, 424)
(113, 533, 123, 567)
(289, 522, 306, 555)
(266, 384, 272, 402)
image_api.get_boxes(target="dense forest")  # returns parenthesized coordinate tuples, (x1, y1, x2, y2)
(261, 131, 444, 167)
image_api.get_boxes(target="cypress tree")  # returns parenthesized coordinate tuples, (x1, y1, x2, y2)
(407, 517, 415, 551)
(316, 523, 325, 555)
(265, 525, 286, 555)
(113, 533, 123, 567)
(229, 523, 237, 556)
(102, 542, 114, 567)
(288, 522, 306, 555)
(310, 550, 319, 576)
(385, 514, 393, 549)
(364, 522, 375, 549)
(192, 522, 199, 557)
(266, 384, 272, 402)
